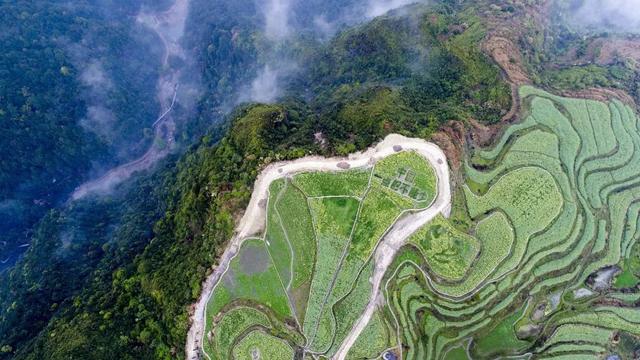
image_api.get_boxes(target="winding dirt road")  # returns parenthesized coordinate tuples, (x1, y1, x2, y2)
(185, 134, 451, 360)
(333, 139, 451, 359)
(71, 0, 190, 200)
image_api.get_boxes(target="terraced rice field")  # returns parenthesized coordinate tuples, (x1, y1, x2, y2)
(201, 86, 640, 359)
(381, 87, 640, 359)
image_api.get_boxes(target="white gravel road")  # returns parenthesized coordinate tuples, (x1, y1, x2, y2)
(185, 134, 451, 360)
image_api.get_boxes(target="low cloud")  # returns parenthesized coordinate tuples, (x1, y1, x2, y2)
(570, 0, 640, 33)
(245, 0, 295, 103)
(262, 0, 293, 40)
(246, 64, 297, 103)
(313, 15, 335, 38)
(76, 61, 118, 141)
(80, 61, 113, 93)
(366, 0, 419, 18)
(250, 65, 280, 103)
(244, 0, 425, 104)
(80, 105, 117, 141)
(64, 40, 120, 143)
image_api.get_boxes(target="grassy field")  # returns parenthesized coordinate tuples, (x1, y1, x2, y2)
(207, 239, 292, 318)
(202, 237, 301, 357)
(373, 151, 437, 207)
(470, 303, 530, 357)
(293, 169, 371, 197)
(345, 310, 391, 359)
(304, 196, 360, 353)
(212, 306, 270, 358)
(232, 330, 294, 360)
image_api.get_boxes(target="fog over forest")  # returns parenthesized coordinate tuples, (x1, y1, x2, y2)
(568, 0, 640, 32)
(6, 0, 640, 359)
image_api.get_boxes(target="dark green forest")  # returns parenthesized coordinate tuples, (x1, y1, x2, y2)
(0, 1, 512, 358)
(0, 0, 162, 269)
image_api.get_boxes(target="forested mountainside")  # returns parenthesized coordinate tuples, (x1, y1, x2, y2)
(2, 0, 640, 359)
(0, 0, 162, 270)
(0, 1, 511, 358)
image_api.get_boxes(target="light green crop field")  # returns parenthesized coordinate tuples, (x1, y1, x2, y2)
(232, 330, 294, 360)
(373, 151, 437, 207)
(203, 153, 438, 359)
(211, 306, 270, 358)
(203, 87, 640, 360)
(409, 214, 480, 282)
(346, 310, 392, 359)
(379, 87, 640, 359)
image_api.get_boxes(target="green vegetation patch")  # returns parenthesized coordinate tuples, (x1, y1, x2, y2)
(373, 151, 437, 207)
(303, 196, 360, 349)
(232, 330, 294, 360)
(211, 306, 270, 358)
(432, 212, 514, 297)
(330, 260, 377, 356)
(271, 179, 317, 318)
(615, 241, 640, 288)
(214, 150, 442, 358)
(350, 184, 406, 259)
(293, 169, 372, 197)
(346, 310, 392, 360)
(465, 167, 563, 234)
(443, 342, 470, 360)
(376, 86, 640, 360)
(309, 197, 361, 238)
(207, 239, 292, 322)
(266, 180, 293, 287)
(471, 303, 530, 358)
(409, 215, 480, 282)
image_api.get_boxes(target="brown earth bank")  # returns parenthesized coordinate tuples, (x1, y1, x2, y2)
(558, 36, 640, 68)
(482, 36, 530, 86)
(596, 38, 640, 66)
(464, 0, 640, 152)
(561, 87, 638, 108)
(428, 2, 554, 163)
(431, 120, 465, 171)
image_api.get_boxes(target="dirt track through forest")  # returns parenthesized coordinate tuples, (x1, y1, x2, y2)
(71, 0, 189, 200)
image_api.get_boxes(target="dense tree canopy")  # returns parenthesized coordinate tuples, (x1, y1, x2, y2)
(0, 1, 513, 358)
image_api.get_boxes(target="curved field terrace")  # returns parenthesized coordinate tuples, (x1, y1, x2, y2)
(382, 87, 640, 360)
(190, 87, 640, 360)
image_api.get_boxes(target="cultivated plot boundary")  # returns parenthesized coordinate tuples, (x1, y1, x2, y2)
(185, 134, 451, 360)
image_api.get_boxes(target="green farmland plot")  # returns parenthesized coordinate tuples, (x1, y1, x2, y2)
(232, 330, 295, 360)
(409, 214, 480, 282)
(373, 151, 437, 207)
(211, 306, 270, 358)
(293, 169, 371, 197)
(206, 239, 292, 319)
(470, 303, 530, 358)
(203, 238, 297, 358)
(346, 310, 393, 359)
(203, 154, 438, 359)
